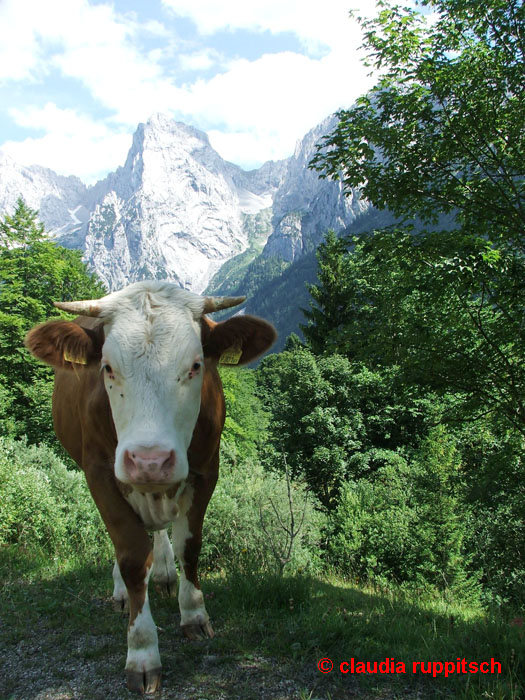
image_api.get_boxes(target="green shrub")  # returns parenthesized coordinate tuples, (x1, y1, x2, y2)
(201, 442, 326, 576)
(459, 425, 525, 606)
(0, 437, 111, 562)
(328, 457, 423, 584)
(327, 429, 480, 601)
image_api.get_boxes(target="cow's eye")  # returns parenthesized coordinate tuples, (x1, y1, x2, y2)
(103, 364, 113, 374)
(192, 362, 201, 372)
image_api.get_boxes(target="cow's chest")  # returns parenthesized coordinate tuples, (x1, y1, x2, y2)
(124, 483, 188, 530)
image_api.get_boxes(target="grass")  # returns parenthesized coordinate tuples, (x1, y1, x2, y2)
(0, 547, 523, 700)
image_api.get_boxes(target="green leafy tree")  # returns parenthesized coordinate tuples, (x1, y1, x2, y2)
(0, 198, 106, 443)
(301, 230, 352, 356)
(219, 366, 268, 459)
(303, 227, 524, 431)
(311, 0, 525, 433)
(327, 426, 477, 596)
(256, 346, 440, 509)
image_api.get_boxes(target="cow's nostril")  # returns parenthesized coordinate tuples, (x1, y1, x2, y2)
(161, 450, 176, 470)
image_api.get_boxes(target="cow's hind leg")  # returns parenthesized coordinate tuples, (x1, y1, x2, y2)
(152, 529, 178, 597)
(112, 559, 129, 612)
(172, 479, 215, 641)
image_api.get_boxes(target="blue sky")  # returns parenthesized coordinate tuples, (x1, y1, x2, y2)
(0, 0, 378, 183)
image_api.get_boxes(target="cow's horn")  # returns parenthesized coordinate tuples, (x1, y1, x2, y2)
(53, 300, 102, 317)
(202, 296, 246, 314)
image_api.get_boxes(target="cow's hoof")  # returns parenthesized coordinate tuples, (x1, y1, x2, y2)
(154, 580, 177, 599)
(181, 621, 215, 640)
(112, 596, 129, 613)
(126, 667, 162, 694)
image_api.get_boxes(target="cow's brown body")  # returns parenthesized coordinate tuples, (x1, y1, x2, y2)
(25, 282, 276, 694)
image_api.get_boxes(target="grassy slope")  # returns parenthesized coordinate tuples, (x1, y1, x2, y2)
(1, 548, 522, 700)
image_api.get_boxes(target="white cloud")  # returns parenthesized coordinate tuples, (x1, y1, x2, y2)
(181, 41, 373, 166)
(160, 0, 373, 47)
(208, 129, 283, 167)
(5, 104, 131, 183)
(0, 0, 378, 178)
(179, 49, 225, 73)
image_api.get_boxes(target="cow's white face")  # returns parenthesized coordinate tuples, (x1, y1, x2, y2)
(26, 281, 250, 489)
(99, 287, 205, 490)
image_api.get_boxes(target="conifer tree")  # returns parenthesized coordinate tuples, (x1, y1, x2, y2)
(0, 198, 105, 443)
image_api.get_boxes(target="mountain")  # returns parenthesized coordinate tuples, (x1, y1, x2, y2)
(0, 113, 371, 344)
(0, 151, 88, 233)
(263, 115, 369, 262)
(0, 115, 289, 293)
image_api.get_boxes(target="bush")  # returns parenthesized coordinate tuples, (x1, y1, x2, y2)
(328, 457, 422, 584)
(327, 428, 480, 601)
(459, 425, 525, 606)
(0, 437, 111, 562)
(201, 442, 326, 576)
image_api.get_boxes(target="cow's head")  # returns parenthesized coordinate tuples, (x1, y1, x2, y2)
(25, 281, 276, 491)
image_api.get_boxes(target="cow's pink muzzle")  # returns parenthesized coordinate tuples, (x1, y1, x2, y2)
(123, 448, 176, 485)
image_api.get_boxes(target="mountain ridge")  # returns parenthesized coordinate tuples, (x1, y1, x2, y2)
(0, 113, 370, 343)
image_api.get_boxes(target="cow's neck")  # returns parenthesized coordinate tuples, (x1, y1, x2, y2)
(120, 481, 189, 531)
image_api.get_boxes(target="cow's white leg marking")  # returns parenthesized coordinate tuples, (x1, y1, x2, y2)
(178, 576, 209, 626)
(125, 566, 161, 677)
(112, 559, 129, 610)
(152, 529, 178, 595)
(172, 509, 209, 628)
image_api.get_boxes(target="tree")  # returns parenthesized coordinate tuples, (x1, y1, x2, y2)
(219, 366, 268, 460)
(256, 346, 440, 509)
(302, 227, 525, 430)
(300, 230, 353, 355)
(311, 0, 525, 433)
(0, 198, 106, 443)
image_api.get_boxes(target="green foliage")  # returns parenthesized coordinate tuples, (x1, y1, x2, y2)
(301, 230, 351, 356)
(0, 198, 105, 444)
(257, 346, 439, 508)
(327, 427, 479, 599)
(310, 0, 525, 434)
(312, 0, 525, 242)
(205, 367, 326, 577)
(297, 0, 525, 605)
(303, 228, 525, 432)
(201, 442, 326, 576)
(0, 437, 111, 562)
(459, 423, 525, 605)
(219, 367, 268, 459)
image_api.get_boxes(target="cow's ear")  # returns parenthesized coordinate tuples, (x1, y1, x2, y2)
(25, 320, 103, 370)
(203, 315, 277, 366)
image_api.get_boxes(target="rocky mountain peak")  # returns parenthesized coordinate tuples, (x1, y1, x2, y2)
(0, 113, 366, 293)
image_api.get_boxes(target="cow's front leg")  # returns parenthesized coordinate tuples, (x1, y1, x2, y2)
(172, 483, 214, 641)
(119, 548, 162, 694)
(84, 469, 163, 693)
(152, 529, 178, 597)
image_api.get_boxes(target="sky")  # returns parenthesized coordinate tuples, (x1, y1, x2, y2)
(0, 0, 379, 184)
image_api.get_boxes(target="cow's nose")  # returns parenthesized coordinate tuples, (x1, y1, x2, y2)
(124, 448, 176, 482)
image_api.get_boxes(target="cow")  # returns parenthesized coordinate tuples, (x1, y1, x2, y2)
(25, 280, 276, 694)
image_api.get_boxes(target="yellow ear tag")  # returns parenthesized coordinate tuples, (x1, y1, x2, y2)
(219, 344, 243, 365)
(64, 349, 87, 365)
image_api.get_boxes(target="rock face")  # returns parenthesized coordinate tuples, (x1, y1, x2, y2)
(0, 151, 88, 234)
(79, 115, 286, 292)
(0, 113, 365, 292)
(263, 115, 369, 262)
